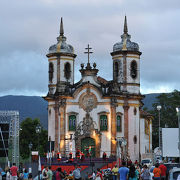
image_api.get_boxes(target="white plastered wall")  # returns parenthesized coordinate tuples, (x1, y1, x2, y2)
(128, 101, 140, 162)
(48, 103, 56, 141)
(140, 118, 150, 155)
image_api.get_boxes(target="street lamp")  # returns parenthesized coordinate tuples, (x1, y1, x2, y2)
(36, 124, 41, 180)
(36, 125, 41, 153)
(176, 107, 180, 163)
(157, 105, 162, 151)
(29, 142, 33, 172)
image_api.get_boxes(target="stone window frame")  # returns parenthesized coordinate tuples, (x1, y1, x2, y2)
(130, 60, 137, 79)
(49, 62, 54, 83)
(116, 112, 123, 132)
(98, 111, 109, 131)
(64, 62, 71, 80)
(114, 61, 119, 80)
(67, 112, 78, 132)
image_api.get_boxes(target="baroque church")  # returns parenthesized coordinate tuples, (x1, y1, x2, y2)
(44, 16, 152, 162)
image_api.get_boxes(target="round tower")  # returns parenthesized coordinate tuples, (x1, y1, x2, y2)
(46, 18, 76, 95)
(111, 16, 142, 94)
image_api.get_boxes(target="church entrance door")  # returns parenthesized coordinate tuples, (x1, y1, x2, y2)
(81, 137, 95, 157)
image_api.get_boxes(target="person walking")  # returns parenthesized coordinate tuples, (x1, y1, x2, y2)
(158, 163, 167, 180)
(23, 169, 29, 180)
(73, 165, 81, 180)
(141, 165, 150, 180)
(5, 167, 10, 180)
(153, 164, 161, 180)
(112, 165, 118, 180)
(128, 164, 139, 180)
(10, 163, 18, 180)
(47, 166, 53, 180)
(55, 168, 64, 180)
(118, 161, 129, 180)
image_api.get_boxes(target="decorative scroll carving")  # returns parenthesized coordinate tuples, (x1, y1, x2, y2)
(74, 113, 98, 138)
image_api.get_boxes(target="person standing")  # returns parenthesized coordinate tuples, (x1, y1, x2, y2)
(42, 166, 49, 180)
(153, 164, 161, 180)
(158, 163, 167, 180)
(141, 165, 150, 180)
(23, 169, 29, 180)
(95, 168, 103, 180)
(10, 163, 18, 180)
(128, 164, 139, 180)
(47, 166, 53, 180)
(112, 165, 119, 180)
(73, 165, 81, 180)
(55, 168, 64, 180)
(118, 161, 129, 180)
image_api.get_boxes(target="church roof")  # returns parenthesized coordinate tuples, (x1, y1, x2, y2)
(97, 76, 108, 85)
(113, 16, 140, 53)
(140, 110, 153, 119)
(48, 18, 75, 55)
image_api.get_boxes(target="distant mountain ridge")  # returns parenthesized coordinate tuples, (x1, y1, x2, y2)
(0, 93, 161, 129)
(0, 95, 48, 128)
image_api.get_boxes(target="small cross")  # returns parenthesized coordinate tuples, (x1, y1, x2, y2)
(84, 44, 93, 64)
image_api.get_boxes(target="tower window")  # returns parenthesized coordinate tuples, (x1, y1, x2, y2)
(49, 63, 54, 82)
(114, 62, 119, 80)
(69, 115, 76, 131)
(64, 62, 71, 80)
(130, 60, 137, 79)
(100, 115, 108, 131)
(117, 115, 122, 132)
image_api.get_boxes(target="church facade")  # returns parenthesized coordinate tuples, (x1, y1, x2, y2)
(44, 17, 152, 162)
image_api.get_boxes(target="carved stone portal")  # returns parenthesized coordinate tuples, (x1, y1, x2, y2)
(74, 113, 101, 157)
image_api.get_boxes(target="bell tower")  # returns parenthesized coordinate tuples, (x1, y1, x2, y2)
(46, 17, 76, 95)
(111, 16, 142, 94)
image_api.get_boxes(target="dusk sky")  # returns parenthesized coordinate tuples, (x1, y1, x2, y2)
(0, 0, 180, 96)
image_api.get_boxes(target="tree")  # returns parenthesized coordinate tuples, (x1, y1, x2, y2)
(149, 90, 180, 149)
(19, 118, 48, 159)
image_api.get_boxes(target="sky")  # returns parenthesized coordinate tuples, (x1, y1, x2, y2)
(0, 0, 180, 96)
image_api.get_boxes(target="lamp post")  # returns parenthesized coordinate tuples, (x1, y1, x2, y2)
(29, 142, 33, 172)
(29, 142, 33, 163)
(36, 124, 41, 180)
(176, 107, 180, 163)
(157, 105, 162, 151)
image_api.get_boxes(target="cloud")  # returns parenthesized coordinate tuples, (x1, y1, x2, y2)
(0, 0, 180, 95)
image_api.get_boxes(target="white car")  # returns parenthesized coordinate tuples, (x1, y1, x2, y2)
(141, 159, 153, 167)
(168, 167, 180, 180)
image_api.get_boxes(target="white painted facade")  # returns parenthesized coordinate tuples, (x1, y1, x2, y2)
(45, 17, 152, 162)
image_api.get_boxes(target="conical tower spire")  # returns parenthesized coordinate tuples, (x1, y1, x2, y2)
(60, 17, 64, 36)
(123, 15, 128, 34)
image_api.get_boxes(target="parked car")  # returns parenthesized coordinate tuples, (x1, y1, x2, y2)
(141, 159, 153, 167)
(168, 167, 180, 180)
(164, 163, 180, 180)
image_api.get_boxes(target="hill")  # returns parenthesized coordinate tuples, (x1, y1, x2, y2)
(0, 93, 160, 129)
(142, 93, 160, 110)
(0, 95, 48, 128)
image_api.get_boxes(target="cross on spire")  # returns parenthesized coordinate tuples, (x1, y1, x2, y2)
(84, 44, 93, 64)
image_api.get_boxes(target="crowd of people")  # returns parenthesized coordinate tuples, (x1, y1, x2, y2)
(0, 163, 33, 180)
(0, 160, 169, 180)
